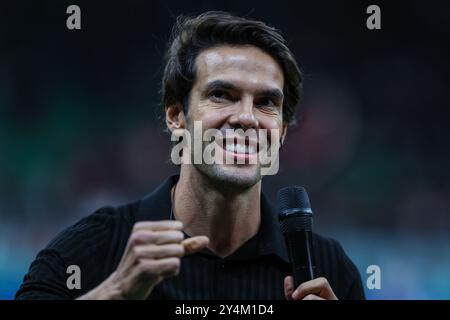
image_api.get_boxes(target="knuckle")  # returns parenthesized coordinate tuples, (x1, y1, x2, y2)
(318, 277, 329, 287)
(130, 246, 141, 259)
(129, 234, 140, 247)
(132, 222, 144, 232)
(129, 231, 150, 246)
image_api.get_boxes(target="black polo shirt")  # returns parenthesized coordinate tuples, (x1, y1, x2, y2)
(15, 175, 365, 300)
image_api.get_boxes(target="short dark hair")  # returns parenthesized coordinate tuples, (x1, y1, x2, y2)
(161, 11, 302, 125)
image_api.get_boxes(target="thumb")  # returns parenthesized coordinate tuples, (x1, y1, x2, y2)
(182, 236, 209, 255)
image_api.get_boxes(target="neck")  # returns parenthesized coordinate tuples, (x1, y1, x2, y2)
(173, 166, 261, 258)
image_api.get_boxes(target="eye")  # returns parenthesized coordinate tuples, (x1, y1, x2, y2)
(209, 90, 231, 102)
(257, 97, 276, 108)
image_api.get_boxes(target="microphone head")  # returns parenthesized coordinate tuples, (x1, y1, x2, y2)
(277, 186, 312, 217)
(278, 186, 313, 234)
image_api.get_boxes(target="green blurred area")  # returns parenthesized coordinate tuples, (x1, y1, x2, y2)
(1, 0, 450, 299)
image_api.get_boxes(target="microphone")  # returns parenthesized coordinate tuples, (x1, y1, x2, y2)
(278, 186, 316, 288)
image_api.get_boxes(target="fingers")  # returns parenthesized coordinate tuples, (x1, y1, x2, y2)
(112, 219, 208, 300)
(303, 294, 325, 300)
(124, 257, 181, 297)
(284, 276, 294, 300)
(284, 276, 338, 300)
(133, 243, 185, 259)
(137, 257, 181, 278)
(130, 233, 209, 258)
(126, 221, 209, 274)
(182, 236, 210, 255)
(133, 220, 183, 232)
(129, 230, 184, 246)
(291, 277, 338, 300)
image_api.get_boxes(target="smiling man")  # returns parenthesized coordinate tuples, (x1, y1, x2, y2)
(16, 11, 365, 300)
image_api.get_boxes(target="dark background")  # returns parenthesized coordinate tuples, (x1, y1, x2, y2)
(1, 0, 450, 299)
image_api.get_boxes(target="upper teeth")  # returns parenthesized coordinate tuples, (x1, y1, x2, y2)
(224, 143, 256, 154)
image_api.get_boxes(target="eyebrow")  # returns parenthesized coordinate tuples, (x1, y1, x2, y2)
(203, 80, 239, 94)
(203, 80, 284, 101)
(257, 88, 284, 101)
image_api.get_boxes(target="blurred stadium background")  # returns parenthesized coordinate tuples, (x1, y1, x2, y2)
(1, 0, 450, 299)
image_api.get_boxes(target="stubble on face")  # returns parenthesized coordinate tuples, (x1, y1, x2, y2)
(183, 45, 285, 191)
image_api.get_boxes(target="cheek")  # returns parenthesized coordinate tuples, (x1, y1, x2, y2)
(257, 116, 284, 144)
(191, 107, 230, 129)
(258, 114, 283, 131)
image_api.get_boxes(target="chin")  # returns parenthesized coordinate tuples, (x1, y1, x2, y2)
(196, 163, 262, 190)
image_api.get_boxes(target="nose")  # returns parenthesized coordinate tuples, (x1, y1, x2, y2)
(228, 96, 259, 130)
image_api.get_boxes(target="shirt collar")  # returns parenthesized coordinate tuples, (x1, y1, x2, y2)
(136, 174, 289, 265)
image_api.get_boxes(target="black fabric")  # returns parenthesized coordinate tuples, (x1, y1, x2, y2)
(15, 175, 365, 300)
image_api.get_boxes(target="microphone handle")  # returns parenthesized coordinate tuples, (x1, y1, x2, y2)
(284, 229, 315, 288)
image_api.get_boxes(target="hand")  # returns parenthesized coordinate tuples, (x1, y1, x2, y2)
(78, 220, 209, 300)
(284, 276, 338, 300)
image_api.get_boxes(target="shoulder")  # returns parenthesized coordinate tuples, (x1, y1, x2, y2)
(47, 201, 141, 274)
(16, 201, 141, 299)
(312, 233, 353, 265)
(312, 233, 365, 299)
(48, 201, 139, 254)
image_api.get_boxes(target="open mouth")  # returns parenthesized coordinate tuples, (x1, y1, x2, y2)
(216, 137, 261, 163)
(224, 141, 257, 154)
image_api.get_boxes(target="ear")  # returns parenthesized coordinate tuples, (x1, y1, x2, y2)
(165, 103, 186, 132)
(280, 123, 288, 146)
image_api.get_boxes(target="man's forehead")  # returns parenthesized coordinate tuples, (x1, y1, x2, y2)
(195, 45, 284, 88)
